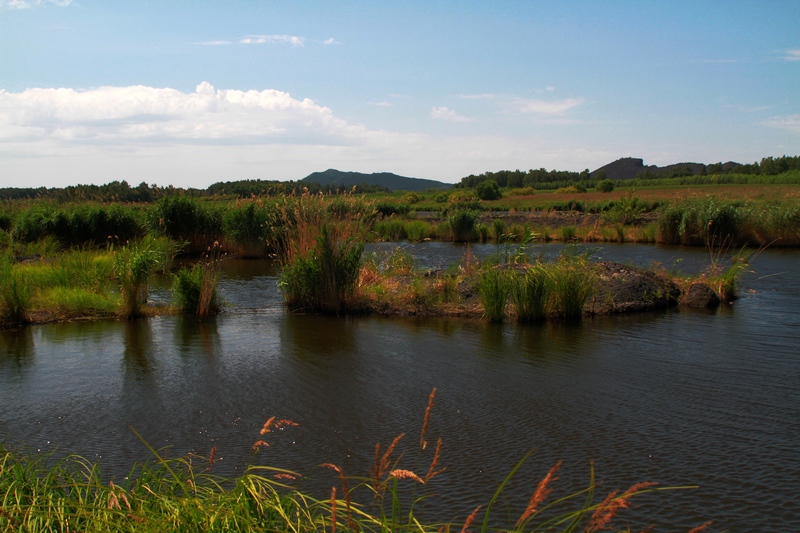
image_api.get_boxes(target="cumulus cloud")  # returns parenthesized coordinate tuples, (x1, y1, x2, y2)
(514, 97, 585, 115)
(784, 49, 800, 62)
(0, 0, 71, 8)
(431, 106, 473, 122)
(0, 82, 364, 143)
(762, 114, 800, 132)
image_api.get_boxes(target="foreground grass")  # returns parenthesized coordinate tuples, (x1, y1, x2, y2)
(0, 390, 711, 532)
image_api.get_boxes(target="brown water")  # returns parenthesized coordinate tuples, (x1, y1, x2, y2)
(1, 243, 799, 531)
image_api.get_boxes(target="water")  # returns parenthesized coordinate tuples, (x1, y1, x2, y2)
(1, 243, 799, 531)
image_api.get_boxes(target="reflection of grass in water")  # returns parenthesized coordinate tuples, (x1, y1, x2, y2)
(0, 388, 704, 532)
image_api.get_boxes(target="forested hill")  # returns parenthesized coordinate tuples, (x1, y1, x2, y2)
(302, 169, 451, 192)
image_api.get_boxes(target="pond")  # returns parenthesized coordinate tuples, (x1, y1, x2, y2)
(1, 243, 799, 531)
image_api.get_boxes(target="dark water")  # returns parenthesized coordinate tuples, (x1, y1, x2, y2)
(1, 243, 799, 531)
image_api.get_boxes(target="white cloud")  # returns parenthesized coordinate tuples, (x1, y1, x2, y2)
(322, 38, 341, 45)
(0, 0, 71, 8)
(784, 49, 800, 62)
(0, 82, 363, 143)
(514, 97, 585, 115)
(762, 114, 800, 132)
(430, 106, 473, 122)
(238, 35, 305, 46)
(195, 35, 306, 47)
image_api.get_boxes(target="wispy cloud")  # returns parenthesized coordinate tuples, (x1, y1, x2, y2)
(457, 93, 496, 100)
(0, 0, 71, 8)
(692, 59, 738, 64)
(322, 37, 341, 45)
(762, 114, 800, 132)
(514, 97, 585, 115)
(783, 49, 800, 62)
(238, 35, 305, 46)
(431, 106, 473, 122)
(195, 34, 305, 47)
(369, 101, 393, 107)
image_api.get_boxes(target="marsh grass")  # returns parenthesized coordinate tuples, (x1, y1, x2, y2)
(0, 261, 31, 325)
(0, 389, 703, 533)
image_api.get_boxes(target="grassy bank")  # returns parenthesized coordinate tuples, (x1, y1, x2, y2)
(0, 390, 710, 532)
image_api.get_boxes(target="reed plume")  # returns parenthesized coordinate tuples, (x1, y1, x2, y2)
(389, 469, 424, 484)
(330, 486, 337, 533)
(425, 438, 445, 483)
(688, 521, 713, 533)
(515, 460, 561, 527)
(420, 387, 437, 450)
(585, 481, 657, 532)
(461, 505, 482, 533)
(260, 416, 276, 435)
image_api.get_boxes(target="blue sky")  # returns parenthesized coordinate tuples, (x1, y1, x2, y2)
(1, 0, 798, 188)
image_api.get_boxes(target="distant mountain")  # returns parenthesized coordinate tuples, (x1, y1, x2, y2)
(590, 157, 743, 180)
(301, 169, 451, 192)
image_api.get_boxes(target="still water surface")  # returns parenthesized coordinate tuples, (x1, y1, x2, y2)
(1, 243, 799, 530)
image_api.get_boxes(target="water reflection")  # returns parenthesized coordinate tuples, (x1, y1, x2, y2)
(175, 317, 221, 359)
(123, 320, 156, 378)
(0, 327, 34, 374)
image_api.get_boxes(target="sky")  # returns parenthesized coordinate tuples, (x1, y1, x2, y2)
(0, 0, 798, 188)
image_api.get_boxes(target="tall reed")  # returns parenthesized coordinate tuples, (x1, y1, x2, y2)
(548, 257, 597, 319)
(448, 210, 478, 242)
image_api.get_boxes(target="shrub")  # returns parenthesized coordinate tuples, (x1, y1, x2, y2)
(596, 179, 615, 192)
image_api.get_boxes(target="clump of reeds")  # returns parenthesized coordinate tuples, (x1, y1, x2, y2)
(548, 255, 597, 319)
(172, 242, 224, 318)
(511, 264, 551, 322)
(113, 240, 161, 319)
(477, 267, 512, 321)
(271, 191, 372, 313)
(448, 210, 478, 242)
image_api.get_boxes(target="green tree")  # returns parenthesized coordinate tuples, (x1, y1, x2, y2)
(475, 180, 502, 200)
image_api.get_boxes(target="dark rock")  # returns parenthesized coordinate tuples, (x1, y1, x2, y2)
(680, 283, 720, 308)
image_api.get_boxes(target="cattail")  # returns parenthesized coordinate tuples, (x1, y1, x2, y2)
(585, 481, 657, 532)
(420, 388, 437, 450)
(389, 469, 425, 484)
(425, 438, 446, 482)
(516, 460, 562, 528)
(460, 505, 482, 533)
